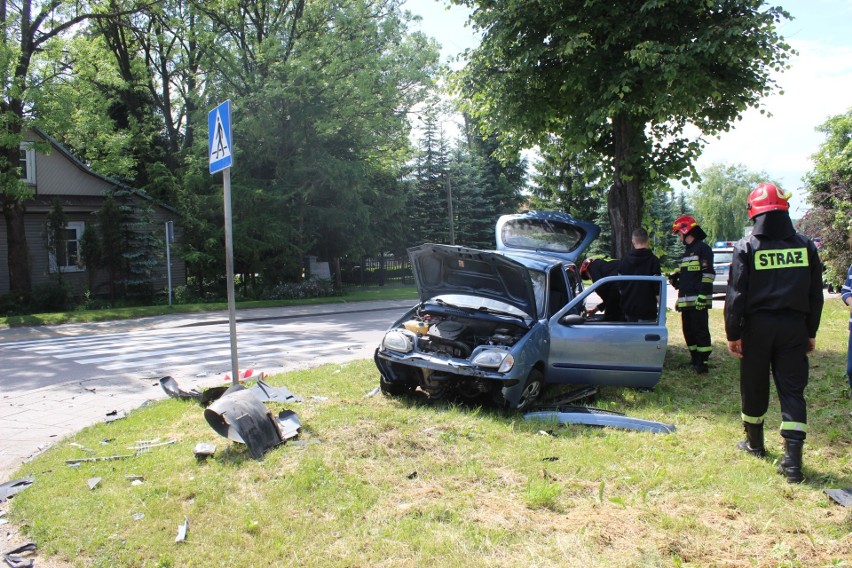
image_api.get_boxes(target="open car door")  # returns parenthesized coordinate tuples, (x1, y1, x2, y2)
(545, 276, 668, 389)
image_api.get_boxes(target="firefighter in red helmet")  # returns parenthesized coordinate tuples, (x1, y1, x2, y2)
(725, 183, 823, 483)
(670, 214, 715, 373)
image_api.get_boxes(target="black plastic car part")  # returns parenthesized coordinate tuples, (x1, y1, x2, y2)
(204, 387, 283, 459)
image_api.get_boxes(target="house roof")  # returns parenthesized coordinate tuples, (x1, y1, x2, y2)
(31, 127, 179, 215)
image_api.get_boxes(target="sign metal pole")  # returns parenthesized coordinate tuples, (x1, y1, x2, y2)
(209, 100, 239, 385)
(222, 167, 239, 385)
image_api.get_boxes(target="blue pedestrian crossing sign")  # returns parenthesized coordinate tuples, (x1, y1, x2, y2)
(208, 100, 233, 173)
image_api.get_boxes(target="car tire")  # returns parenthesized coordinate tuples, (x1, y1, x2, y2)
(494, 369, 544, 411)
(515, 369, 544, 411)
(379, 373, 414, 396)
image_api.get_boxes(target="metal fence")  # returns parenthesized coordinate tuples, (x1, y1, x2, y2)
(341, 255, 412, 288)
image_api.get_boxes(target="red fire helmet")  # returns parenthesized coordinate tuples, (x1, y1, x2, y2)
(671, 215, 699, 236)
(747, 182, 791, 219)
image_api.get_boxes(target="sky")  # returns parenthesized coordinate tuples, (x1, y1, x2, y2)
(403, 0, 852, 216)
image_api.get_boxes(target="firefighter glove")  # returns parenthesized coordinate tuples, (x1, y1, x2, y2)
(695, 294, 708, 310)
(668, 271, 680, 289)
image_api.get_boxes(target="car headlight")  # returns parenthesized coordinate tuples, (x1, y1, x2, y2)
(472, 349, 514, 373)
(382, 330, 414, 353)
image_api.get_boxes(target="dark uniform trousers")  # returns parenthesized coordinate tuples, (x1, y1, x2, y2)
(740, 312, 809, 441)
(682, 309, 711, 356)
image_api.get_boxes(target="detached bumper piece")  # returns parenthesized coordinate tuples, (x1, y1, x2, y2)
(159, 376, 229, 406)
(524, 406, 676, 434)
(204, 385, 301, 459)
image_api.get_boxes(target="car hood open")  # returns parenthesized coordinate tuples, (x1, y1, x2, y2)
(408, 243, 537, 319)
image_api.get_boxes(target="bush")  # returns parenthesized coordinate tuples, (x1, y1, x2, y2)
(259, 277, 339, 301)
(30, 280, 72, 313)
(0, 292, 30, 316)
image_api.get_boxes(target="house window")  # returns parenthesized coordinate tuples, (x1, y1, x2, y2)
(50, 221, 85, 273)
(19, 143, 35, 184)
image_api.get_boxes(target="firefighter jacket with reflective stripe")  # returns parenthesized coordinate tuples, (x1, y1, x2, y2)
(724, 230, 823, 342)
(674, 239, 714, 310)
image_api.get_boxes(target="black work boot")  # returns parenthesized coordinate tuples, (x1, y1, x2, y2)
(737, 422, 766, 457)
(737, 422, 766, 458)
(694, 352, 709, 374)
(777, 439, 804, 484)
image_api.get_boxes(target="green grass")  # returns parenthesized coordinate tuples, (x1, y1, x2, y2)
(0, 285, 418, 328)
(7, 301, 852, 567)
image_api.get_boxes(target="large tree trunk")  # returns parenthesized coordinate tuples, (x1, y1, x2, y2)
(2, 198, 32, 294)
(608, 113, 644, 258)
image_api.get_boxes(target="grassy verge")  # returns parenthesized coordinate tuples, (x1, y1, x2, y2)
(7, 302, 852, 567)
(0, 286, 418, 328)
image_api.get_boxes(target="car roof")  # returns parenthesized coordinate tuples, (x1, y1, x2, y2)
(499, 250, 566, 272)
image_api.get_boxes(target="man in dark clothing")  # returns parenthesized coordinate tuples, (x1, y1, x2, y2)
(618, 228, 662, 321)
(580, 257, 623, 321)
(725, 183, 823, 484)
(670, 215, 715, 373)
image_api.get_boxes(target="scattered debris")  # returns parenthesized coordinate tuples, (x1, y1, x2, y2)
(0, 478, 34, 503)
(193, 443, 216, 459)
(87, 477, 101, 490)
(224, 368, 262, 383)
(131, 438, 177, 452)
(175, 517, 189, 543)
(277, 410, 301, 441)
(132, 513, 144, 521)
(544, 386, 599, 406)
(69, 442, 95, 453)
(125, 475, 144, 482)
(159, 376, 228, 406)
(542, 456, 559, 462)
(310, 395, 329, 402)
(203, 385, 301, 459)
(251, 380, 303, 403)
(131, 479, 144, 486)
(524, 406, 676, 434)
(2, 542, 36, 568)
(407, 470, 418, 480)
(824, 488, 852, 507)
(66, 454, 135, 466)
(104, 410, 127, 423)
(364, 386, 380, 398)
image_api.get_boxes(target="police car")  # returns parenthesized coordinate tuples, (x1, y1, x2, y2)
(712, 241, 735, 295)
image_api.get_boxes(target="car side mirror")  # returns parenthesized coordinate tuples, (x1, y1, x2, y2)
(561, 314, 585, 326)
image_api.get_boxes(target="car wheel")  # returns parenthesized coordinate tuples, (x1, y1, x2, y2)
(515, 369, 544, 411)
(379, 373, 414, 396)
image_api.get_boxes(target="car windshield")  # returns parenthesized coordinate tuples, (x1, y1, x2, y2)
(431, 294, 530, 318)
(714, 251, 733, 264)
(501, 218, 584, 254)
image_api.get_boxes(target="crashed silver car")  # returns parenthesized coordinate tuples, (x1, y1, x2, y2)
(374, 211, 669, 410)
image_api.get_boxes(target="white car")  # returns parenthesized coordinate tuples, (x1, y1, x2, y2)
(712, 242, 735, 295)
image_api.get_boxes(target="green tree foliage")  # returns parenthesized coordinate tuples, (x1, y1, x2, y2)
(411, 111, 454, 245)
(799, 108, 852, 287)
(690, 163, 768, 243)
(450, 0, 795, 257)
(1, 0, 147, 294)
(529, 136, 605, 222)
